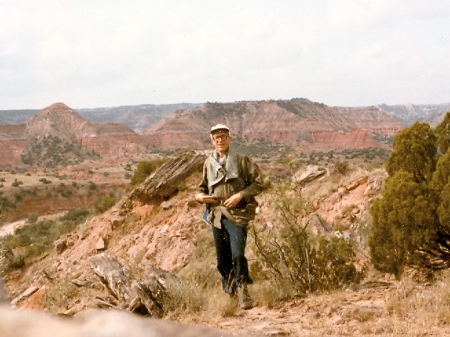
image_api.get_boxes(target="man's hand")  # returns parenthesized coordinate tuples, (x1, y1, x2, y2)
(224, 193, 243, 208)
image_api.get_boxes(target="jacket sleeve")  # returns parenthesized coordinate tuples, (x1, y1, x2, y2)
(239, 155, 265, 201)
(197, 160, 209, 195)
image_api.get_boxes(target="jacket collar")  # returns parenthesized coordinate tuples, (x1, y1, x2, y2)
(207, 148, 239, 187)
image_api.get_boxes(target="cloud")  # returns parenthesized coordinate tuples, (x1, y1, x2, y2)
(0, 0, 449, 109)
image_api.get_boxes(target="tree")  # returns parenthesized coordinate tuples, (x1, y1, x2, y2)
(435, 112, 450, 155)
(385, 122, 436, 184)
(369, 171, 439, 278)
(370, 117, 450, 279)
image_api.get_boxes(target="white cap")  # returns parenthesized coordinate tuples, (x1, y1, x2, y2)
(210, 124, 230, 134)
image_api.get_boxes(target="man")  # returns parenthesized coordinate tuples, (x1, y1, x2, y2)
(195, 124, 264, 309)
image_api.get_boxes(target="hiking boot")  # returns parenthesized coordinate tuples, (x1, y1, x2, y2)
(222, 276, 236, 295)
(237, 285, 253, 310)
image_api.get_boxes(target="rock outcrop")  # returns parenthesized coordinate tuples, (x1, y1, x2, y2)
(293, 165, 327, 185)
(143, 99, 403, 150)
(130, 149, 206, 203)
(88, 253, 183, 318)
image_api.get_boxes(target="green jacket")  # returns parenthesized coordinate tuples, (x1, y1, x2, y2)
(197, 148, 264, 227)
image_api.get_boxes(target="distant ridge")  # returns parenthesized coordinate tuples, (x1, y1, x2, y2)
(76, 103, 201, 133)
(142, 98, 404, 151)
(0, 99, 449, 168)
(0, 103, 201, 133)
(0, 103, 147, 168)
(377, 102, 450, 127)
(1, 101, 449, 131)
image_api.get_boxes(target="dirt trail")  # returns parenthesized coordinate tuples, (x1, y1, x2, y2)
(0, 220, 26, 237)
(203, 281, 450, 337)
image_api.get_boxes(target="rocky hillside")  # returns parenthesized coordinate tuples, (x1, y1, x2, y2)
(143, 99, 403, 150)
(0, 103, 147, 168)
(3, 151, 381, 306)
(1, 150, 392, 336)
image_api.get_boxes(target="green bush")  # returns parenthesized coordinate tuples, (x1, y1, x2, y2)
(91, 195, 119, 214)
(251, 182, 363, 298)
(0, 210, 89, 275)
(21, 135, 100, 168)
(60, 208, 90, 222)
(11, 179, 23, 187)
(41, 277, 79, 312)
(39, 178, 52, 184)
(370, 114, 450, 279)
(88, 181, 97, 191)
(130, 157, 168, 187)
(334, 161, 350, 175)
(28, 212, 39, 224)
(55, 183, 73, 198)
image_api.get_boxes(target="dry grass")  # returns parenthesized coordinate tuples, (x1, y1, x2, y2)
(386, 276, 450, 326)
(168, 272, 450, 336)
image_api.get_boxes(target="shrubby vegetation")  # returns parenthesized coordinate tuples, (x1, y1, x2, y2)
(11, 179, 23, 187)
(0, 208, 90, 275)
(251, 182, 364, 300)
(90, 193, 120, 214)
(370, 113, 450, 279)
(334, 161, 350, 175)
(129, 157, 168, 188)
(21, 135, 100, 168)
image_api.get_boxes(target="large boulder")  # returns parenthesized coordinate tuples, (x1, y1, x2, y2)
(293, 165, 327, 185)
(130, 150, 205, 203)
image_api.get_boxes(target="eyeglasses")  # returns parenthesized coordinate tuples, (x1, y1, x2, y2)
(212, 134, 229, 141)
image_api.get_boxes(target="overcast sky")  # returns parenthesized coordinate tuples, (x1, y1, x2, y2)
(1, 0, 449, 110)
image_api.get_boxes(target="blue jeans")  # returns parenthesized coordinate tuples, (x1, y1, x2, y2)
(211, 217, 252, 293)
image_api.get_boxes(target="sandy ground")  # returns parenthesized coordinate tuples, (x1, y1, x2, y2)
(201, 280, 450, 337)
(0, 220, 26, 237)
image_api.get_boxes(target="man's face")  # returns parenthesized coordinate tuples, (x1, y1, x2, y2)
(211, 130, 231, 153)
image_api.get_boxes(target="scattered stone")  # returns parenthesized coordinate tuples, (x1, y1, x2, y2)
(293, 166, 327, 185)
(71, 279, 91, 287)
(346, 176, 368, 191)
(54, 238, 67, 254)
(95, 237, 105, 250)
(264, 330, 290, 336)
(160, 201, 172, 210)
(10, 285, 39, 306)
